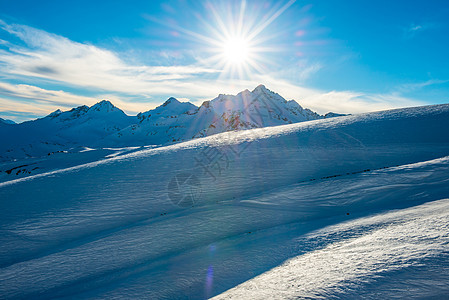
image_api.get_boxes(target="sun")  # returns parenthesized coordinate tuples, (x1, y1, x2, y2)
(223, 37, 250, 65)
(156, 0, 299, 80)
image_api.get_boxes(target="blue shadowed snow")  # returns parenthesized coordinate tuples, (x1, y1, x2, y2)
(0, 104, 449, 298)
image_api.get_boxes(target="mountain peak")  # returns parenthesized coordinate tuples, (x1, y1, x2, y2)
(47, 109, 62, 118)
(89, 100, 119, 113)
(252, 84, 268, 93)
(98, 99, 113, 105)
(162, 97, 180, 107)
(238, 89, 251, 96)
(138, 97, 197, 122)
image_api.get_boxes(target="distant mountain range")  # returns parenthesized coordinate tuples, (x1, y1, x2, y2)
(0, 85, 345, 161)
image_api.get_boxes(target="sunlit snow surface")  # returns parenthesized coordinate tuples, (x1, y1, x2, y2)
(0, 104, 449, 299)
(215, 197, 449, 299)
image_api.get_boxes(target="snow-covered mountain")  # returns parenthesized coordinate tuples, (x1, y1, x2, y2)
(0, 100, 136, 161)
(0, 103, 448, 298)
(106, 96, 200, 146)
(193, 84, 322, 137)
(104, 85, 326, 146)
(0, 85, 334, 161)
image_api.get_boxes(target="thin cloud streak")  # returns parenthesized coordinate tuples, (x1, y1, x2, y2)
(0, 82, 158, 120)
(0, 19, 426, 122)
(0, 96, 66, 121)
(396, 79, 449, 94)
(0, 82, 97, 107)
(403, 22, 436, 39)
(0, 20, 221, 96)
(249, 75, 425, 114)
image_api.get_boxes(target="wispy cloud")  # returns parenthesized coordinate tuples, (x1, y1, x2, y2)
(248, 76, 425, 114)
(0, 82, 97, 107)
(0, 20, 220, 96)
(0, 19, 426, 122)
(409, 25, 423, 32)
(0, 82, 99, 122)
(396, 79, 449, 94)
(403, 22, 435, 39)
(0, 81, 161, 122)
(0, 96, 61, 119)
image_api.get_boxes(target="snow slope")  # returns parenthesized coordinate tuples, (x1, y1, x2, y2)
(0, 145, 152, 182)
(214, 196, 449, 300)
(0, 103, 448, 298)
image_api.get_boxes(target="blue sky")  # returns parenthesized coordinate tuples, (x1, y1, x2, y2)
(0, 0, 448, 122)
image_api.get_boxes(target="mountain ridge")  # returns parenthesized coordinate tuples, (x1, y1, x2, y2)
(0, 118, 16, 125)
(0, 85, 345, 161)
(103, 84, 336, 146)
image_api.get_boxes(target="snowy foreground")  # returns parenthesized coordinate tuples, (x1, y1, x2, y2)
(1, 104, 449, 298)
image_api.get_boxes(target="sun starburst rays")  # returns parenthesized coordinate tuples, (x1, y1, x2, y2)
(150, 0, 298, 82)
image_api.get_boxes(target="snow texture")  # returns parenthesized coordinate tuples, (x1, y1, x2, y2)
(0, 103, 449, 298)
